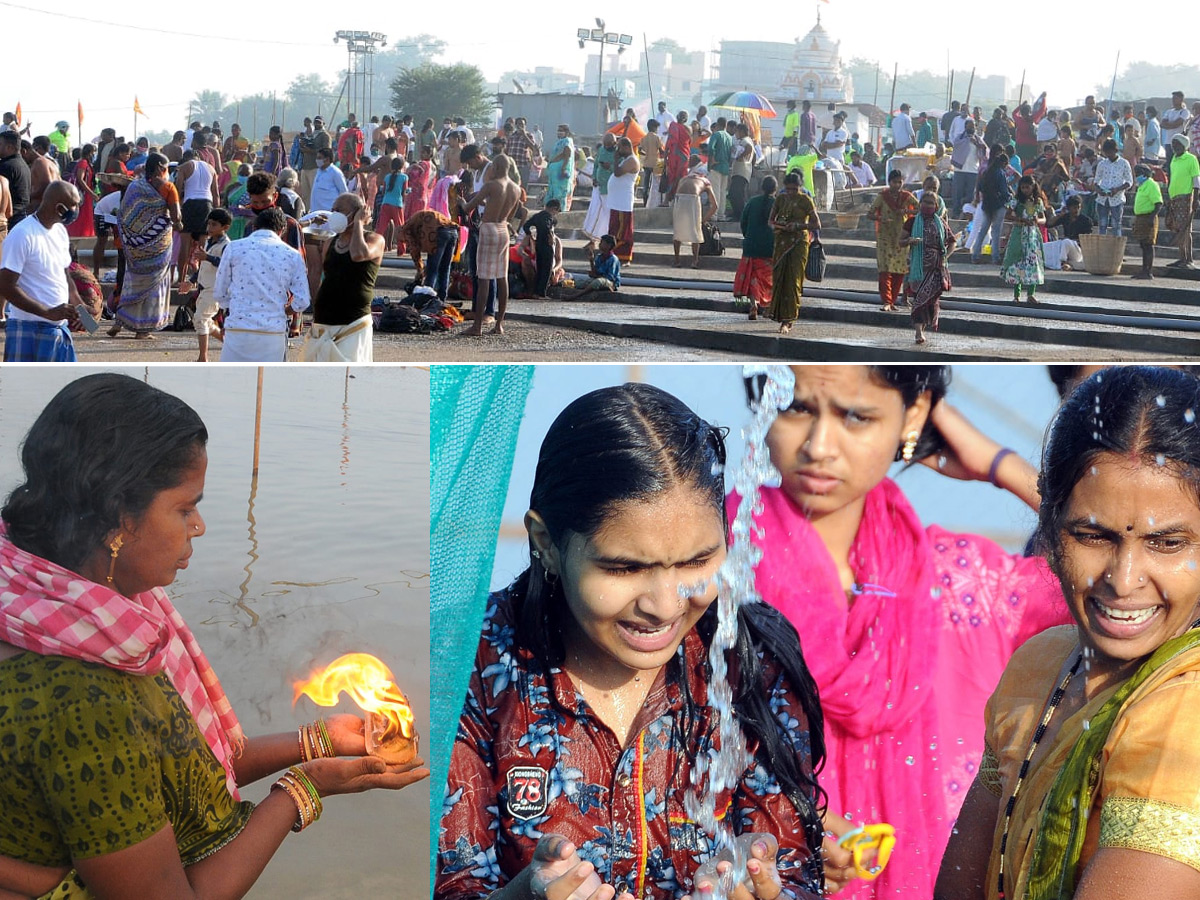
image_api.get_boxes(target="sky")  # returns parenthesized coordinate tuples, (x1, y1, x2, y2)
(3, 0, 1189, 140)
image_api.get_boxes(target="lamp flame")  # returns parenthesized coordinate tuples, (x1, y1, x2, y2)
(294, 653, 417, 762)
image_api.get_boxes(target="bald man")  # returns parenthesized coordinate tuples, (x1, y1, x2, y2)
(1, 180, 85, 361)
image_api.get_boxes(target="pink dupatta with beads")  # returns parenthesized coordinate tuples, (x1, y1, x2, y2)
(729, 479, 944, 900)
(0, 528, 245, 798)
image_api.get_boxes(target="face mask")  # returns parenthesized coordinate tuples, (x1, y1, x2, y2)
(317, 160, 328, 169)
(238, 175, 249, 185)
(1137, 176, 1148, 184)
(57, 204, 79, 226)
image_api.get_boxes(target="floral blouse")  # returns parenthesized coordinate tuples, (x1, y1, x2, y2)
(437, 591, 823, 900)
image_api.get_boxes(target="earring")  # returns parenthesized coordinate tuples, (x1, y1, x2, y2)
(901, 431, 919, 463)
(531, 549, 542, 560)
(543, 567, 559, 585)
(106, 535, 124, 585)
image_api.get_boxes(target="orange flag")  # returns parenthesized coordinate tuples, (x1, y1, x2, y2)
(133, 96, 147, 117)
(77, 101, 84, 124)
(13, 102, 21, 126)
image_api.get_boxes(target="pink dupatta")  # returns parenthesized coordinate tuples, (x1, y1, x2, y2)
(0, 528, 245, 798)
(731, 479, 944, 900)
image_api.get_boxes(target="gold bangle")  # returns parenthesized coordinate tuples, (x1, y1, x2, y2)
(298, 726, 310, 763)
(289, 766, 323, 825)
(272, 773, 313, 831)
(316, 719, 334, 758)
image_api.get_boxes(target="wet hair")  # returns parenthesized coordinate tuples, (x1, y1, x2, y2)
(1035, 367, 1200, 565)
(3, 374, 208, 572)
(744, 367, 951, 463)
(510, 384, 827, 864)
(207, 207, 233, 227)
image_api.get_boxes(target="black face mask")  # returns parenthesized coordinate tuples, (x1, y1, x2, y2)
(57, 204, 79, 226)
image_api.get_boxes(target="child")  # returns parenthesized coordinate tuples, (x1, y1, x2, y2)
(192, 208, 232, 361)
(567, 233, 621, 300)
(1001, 174, 1047, 304)
(376, 157, 407, 251)
(1131, 163, 1164, 280)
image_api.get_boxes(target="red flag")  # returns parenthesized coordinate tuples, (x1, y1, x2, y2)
(13, 102, 21, 126)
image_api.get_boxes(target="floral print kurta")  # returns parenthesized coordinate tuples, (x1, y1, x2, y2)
(1001, 198, 1046, 287)
(437, 592, 823, 900)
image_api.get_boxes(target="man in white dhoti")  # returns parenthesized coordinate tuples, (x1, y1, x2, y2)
(581, 133, 616, 252)
(213, 207, 310, 362)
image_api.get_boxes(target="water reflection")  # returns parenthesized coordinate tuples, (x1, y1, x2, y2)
(0, 366, 430, 900)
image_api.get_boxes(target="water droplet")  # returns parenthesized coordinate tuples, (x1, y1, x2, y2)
(929, 742, 937, 750)
(931, 587, 943, 599)
(956, 737, 964, 745)
(1156, 453, 1166, 466)
(1187, 409, 1196, 424)
(1082, 719, 1090, 731)
(1148, 517, 1156, 526)
(937, 455, 947, 470)
(1088, 514, 1097, 525)
(905, 756, 915, 765)
(1090, 466, 1098, 476)
(1156, 395, 1167, 407)
(1086, 577, 1095, 588)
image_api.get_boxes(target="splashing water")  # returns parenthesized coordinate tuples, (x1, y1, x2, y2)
(684, 365, 794, 898)
(1186, 409, 1196, 425)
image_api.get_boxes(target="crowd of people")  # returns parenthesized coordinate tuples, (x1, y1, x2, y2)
(2, 92, 1198, 356)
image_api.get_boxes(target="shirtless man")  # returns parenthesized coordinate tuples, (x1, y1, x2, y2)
(26, 137, 60, 209)
(461, 154, 521, 335)
(670, 159, 718, 268)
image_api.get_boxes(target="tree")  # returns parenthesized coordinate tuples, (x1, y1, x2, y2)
(187, 90, 228, 123)
(390, 63, 494, 127)
(1092, 60, 1200, 103)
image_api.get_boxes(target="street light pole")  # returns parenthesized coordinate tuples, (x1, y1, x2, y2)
(576, 23, 633, 137)
(597, 39, 606, 134)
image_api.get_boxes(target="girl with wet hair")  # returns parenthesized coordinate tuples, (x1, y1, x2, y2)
(938, 366, 1200, 900)
(742, 365, 1071, 899)
(438, 382, 828, 900)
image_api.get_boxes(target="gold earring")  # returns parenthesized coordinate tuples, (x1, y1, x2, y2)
(901, 431, 920, 463)
(106, 535, 124, 585)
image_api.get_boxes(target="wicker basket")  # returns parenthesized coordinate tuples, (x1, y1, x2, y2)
(835, 213, 861, 230)
(1079, 233, 1127, 276)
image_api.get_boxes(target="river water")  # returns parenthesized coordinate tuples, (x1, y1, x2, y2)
(0, 365, 430, 899)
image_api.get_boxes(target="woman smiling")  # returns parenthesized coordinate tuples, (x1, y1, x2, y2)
(936, 366, 1200, 900)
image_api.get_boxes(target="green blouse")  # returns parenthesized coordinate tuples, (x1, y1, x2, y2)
(0, 652, 253, 872)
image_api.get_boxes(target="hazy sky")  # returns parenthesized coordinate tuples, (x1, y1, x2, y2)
(4, 0, 1186, 139)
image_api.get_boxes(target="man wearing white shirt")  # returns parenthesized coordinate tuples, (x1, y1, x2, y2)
(1036, 112, 1060, 144)
(214, 207, 310, 362)
(893, 103, 916, 151)
(1162, 92, 1191, 166)
(0, 181, 84, 361)
(820, 112, 849, 159)
(848, 151, 876, 187)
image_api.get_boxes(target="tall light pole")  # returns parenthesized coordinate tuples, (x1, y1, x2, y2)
(334, 31, 388, 122)
(577, 22, 632, 134)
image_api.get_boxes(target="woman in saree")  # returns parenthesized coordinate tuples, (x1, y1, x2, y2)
(663, 109, 692, 197)
(902, 191, 957, 344)
(740, 365, 1071, 899)
(0, 373, 428, 900)
(108, 153, 180, 339)
(766, 172, 819, 334)
(869, 170, 918, 311)
(735, 176, 777, 320)
(936, 365, 1200, 900)
(544, 124, 576, 212)
(403, 145, 436, 221)
(66, 144, 96, 240)
(437, 383, 829, 900)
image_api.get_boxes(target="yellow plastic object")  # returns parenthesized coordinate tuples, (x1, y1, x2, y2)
(837, 823, 896, 880)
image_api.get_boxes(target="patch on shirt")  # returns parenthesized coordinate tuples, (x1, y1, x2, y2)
(506, 766, 549, 819)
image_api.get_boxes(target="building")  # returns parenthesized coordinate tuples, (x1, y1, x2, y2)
(715, 14, 852, 103)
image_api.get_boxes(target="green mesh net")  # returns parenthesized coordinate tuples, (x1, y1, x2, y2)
(429, 365, 534, 891)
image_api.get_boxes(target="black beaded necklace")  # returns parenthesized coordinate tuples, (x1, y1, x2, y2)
(996, 652, 1083, 900)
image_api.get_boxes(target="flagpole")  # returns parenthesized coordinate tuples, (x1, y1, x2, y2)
(77, 102, 83, 153)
